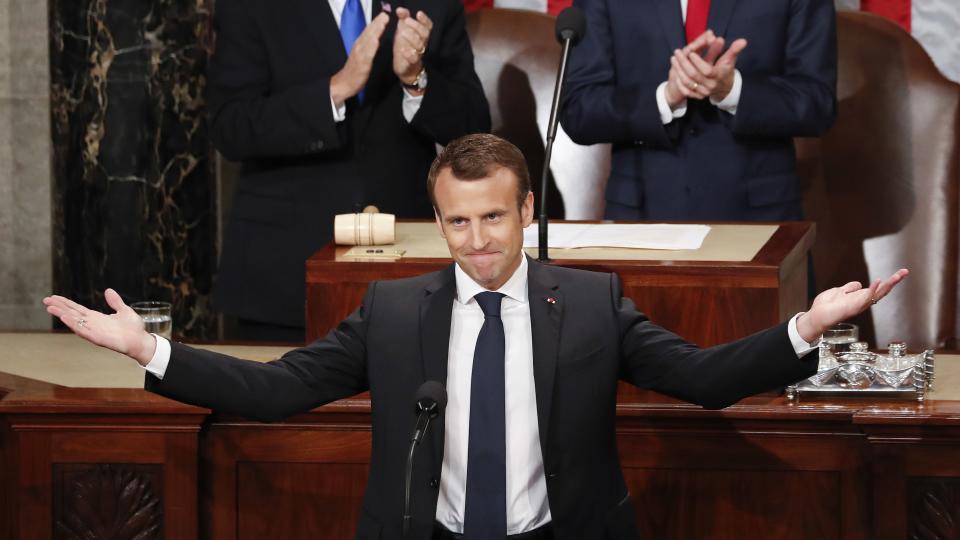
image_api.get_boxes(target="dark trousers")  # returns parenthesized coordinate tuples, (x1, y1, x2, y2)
(432, 522, 554, 540)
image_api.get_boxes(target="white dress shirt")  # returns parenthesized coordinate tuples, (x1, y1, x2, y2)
(143, 257, 817, 533)
(655, 0, 742, 124)
(325, 0, 423, 123)
(435, 255, 552, 534)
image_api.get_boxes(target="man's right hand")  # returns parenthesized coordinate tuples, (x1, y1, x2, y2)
(43, 288, 157, 367)
(330, 12, 390, 107)
(664, 30, 747, 108)
(665, 31, 717, 108)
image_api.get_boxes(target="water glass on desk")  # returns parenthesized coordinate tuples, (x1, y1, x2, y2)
(821, 323, 858, 354)
(131, 301, 173, 339)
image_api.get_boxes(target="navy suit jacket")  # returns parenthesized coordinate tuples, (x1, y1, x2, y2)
(560, 0, 837, 221)
(208, 0, 490, 327)
(147, 258, 818, 539)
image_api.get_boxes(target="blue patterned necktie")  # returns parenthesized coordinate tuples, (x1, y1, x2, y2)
(463, 291, 507, 539)
(340, 0, 366, 100)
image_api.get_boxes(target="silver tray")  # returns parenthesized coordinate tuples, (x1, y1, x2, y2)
(786, 350, 935, 402)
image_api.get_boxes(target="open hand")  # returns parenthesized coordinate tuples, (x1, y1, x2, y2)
(42, 288, 157, 366)
(796, 269, 910, 343)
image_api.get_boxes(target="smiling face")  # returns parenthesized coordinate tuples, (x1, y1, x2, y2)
(433, 165, 534, 290)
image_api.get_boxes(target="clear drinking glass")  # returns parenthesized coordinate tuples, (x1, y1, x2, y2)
(821, 323, 859, 355)
(817, 323, 858, 369)
(131, 301, 173, 339)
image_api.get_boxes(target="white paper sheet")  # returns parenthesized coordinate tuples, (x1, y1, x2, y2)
(522, 223, 711, 250)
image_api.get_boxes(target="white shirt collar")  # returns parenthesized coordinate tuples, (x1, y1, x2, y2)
(454, 254, 529, 305)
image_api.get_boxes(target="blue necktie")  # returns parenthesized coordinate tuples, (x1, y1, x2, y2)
(463, 291, 507, 539)
(340, 0, 366, 100)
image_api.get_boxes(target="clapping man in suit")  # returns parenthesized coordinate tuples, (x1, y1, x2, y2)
(209, 0, 490, 341)
(45, 134, 905, 539)
(561, 0, 837, 222)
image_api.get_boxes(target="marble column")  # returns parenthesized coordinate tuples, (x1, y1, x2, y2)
(50, 0, 217, 338)
(0, 0, 53, 330)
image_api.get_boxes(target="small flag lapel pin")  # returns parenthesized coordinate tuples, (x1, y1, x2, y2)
(545, 297, 557, 304)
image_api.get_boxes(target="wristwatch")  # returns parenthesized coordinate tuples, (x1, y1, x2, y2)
(402, 68, 428, 92)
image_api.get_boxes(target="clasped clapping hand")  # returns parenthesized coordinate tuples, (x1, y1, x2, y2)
(664, 30, 748, 109)
(393, 7, 433, 89)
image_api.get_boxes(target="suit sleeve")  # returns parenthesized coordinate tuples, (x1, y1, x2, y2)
(207, 0, 344, 161)
(559, 0, 675, 148)
(732, 0, 838, 137)
(613, 274, 817, 409)
(408, 0, 491, 143)
(144, 283, 378, 422)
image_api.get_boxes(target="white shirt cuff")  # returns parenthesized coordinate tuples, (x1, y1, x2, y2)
(710, 69, 742, 114)
(331, 96, 347, 123)
(402, 87, 424, 123)
(656, 81, 687, 124)
(787, 313, 818, 358)
(143, 334, 171, 380)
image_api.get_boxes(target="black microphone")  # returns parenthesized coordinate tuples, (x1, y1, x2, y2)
(538, 6, 587, 262)
(402, 381, 447, 539)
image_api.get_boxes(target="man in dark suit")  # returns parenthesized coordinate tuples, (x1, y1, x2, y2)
(45, 134, 906, 539)
(560, 0, 837, 221)
(209, 0, 490, 339)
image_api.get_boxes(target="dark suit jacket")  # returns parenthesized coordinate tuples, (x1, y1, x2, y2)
(560, 0, 837, 221)
(208, 0, 490, 327)
(147, 258, 817, 539)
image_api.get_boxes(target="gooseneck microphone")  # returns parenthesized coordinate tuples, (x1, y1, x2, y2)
(538, 6, 587, 262)
(402, 381, 447, 539)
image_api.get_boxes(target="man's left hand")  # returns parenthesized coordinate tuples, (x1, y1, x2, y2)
(681, 35, 748, 102)
(393, 8, 432, 92)
(796, 269, 910, 344)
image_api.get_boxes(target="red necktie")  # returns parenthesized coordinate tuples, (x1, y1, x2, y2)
(685, 0, 711, 44)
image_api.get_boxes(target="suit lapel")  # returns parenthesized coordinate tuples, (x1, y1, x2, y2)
(707, 0, 740, 41)
(419, 259, 563, 473)
(654, 0, 686, 51)
(526, 257, 562, 460)
(420, 264, 456, 465)
(294, 0, 348, 68)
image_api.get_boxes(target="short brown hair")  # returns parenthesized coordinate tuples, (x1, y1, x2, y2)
(427, 133, 531, 212)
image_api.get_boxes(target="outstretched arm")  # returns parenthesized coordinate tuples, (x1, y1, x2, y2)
(43, 286, 373, 422)
(617, 268, 909, 409)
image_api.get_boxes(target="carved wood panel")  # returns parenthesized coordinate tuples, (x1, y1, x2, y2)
(909, 477, 960, 540)
(53, 464, 163, 540)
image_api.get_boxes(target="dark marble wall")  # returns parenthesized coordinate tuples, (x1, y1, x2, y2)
(50, 0, 217, 338)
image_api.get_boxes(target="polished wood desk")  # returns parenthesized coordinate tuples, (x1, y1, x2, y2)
(2, 334, 959, 540)
(305, 221, 815, 348)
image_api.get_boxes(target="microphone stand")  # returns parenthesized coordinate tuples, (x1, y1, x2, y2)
(402, 401, 438, 540)
(538, 36, 574, 263)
